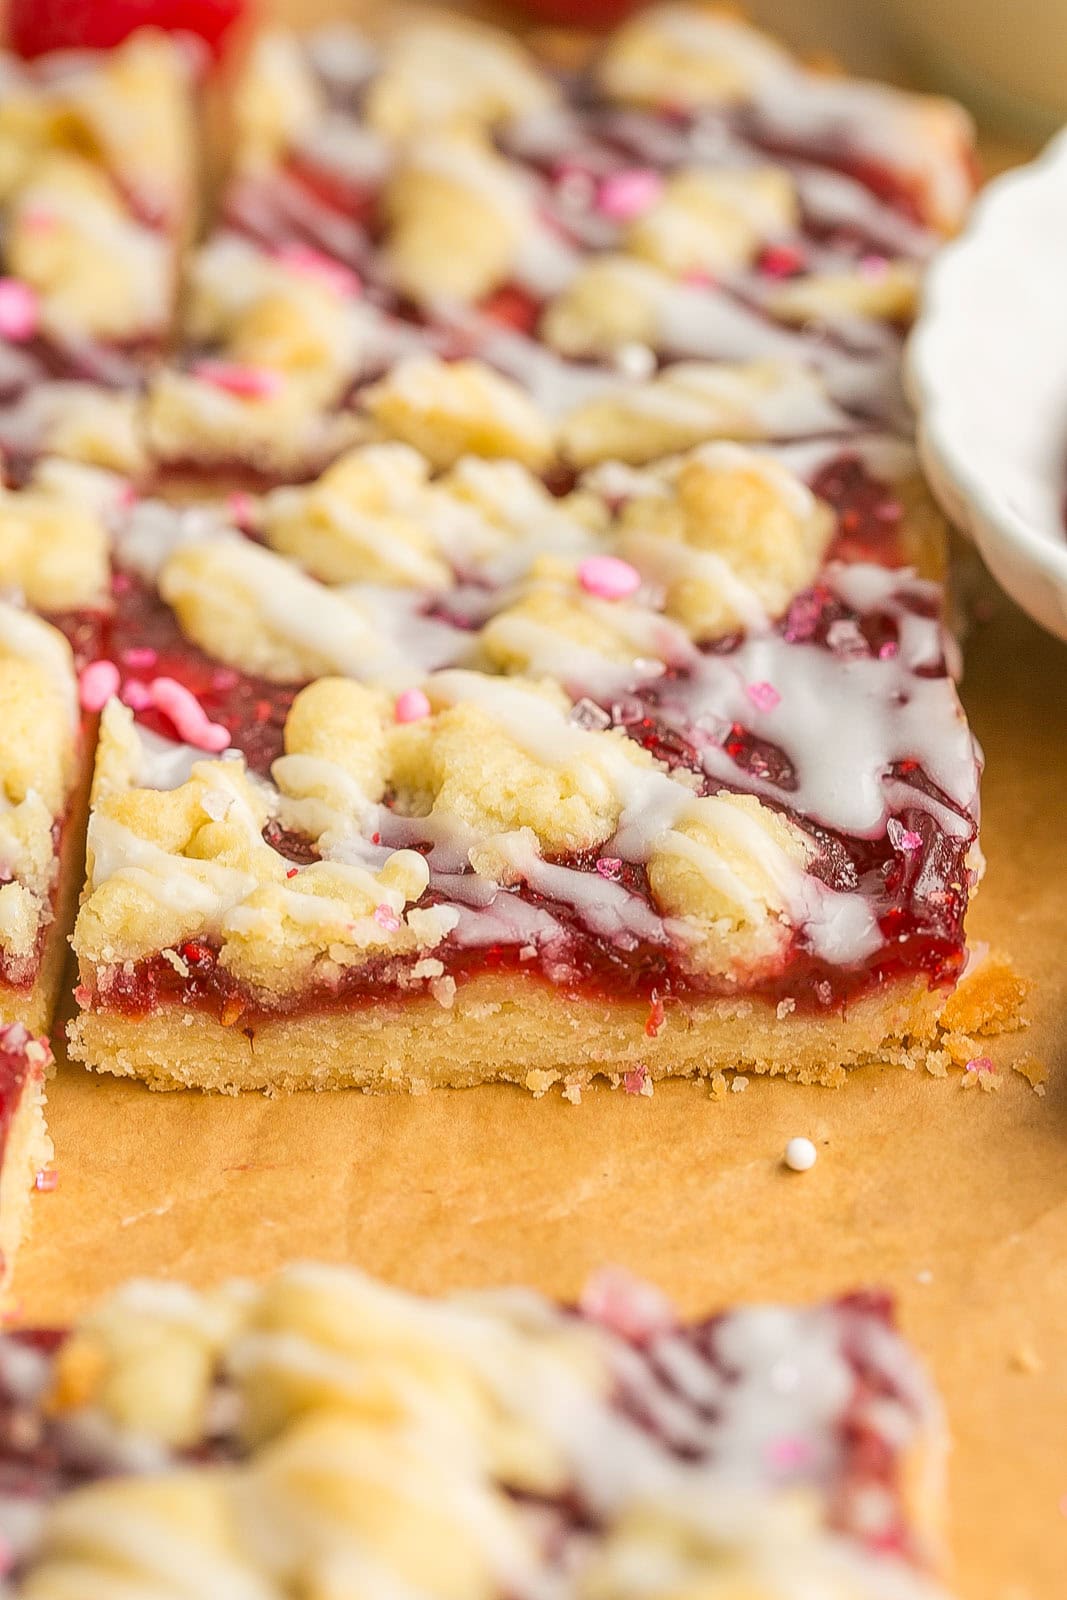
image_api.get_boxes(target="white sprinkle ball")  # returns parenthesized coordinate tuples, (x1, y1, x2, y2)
(783, 1136, 817, 1172)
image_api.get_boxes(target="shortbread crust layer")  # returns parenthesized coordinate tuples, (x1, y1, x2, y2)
(69, 971, 948, 1094)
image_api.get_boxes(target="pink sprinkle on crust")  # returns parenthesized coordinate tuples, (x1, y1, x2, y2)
(0, 277, 38, 342)
(20, 208, 56, 233)
(272, 244, 362, 298)
(766, 1435, 816, 1470)
(964, 1055, 996, 1075)
(149, 677, 230, 752)
(622, 1064, 648, 1095)
(33, 1168, 58, 1193)
(78, 659, 120, 713)
(887, 818, 922, 852)
(191, 359, 282, 400)
(579, 1266, 676, 1343)
(746, 680, 781, 713)
(122, 646, 157, 670)
(760, 242, 806, 278)
(597, 168, 664, 221)
(226, 490, 257, 528)
(373, 903, 401, 932)
(859, 252, 890, 279)
(394, 687, 431, 724)
(578, 555, 642, 600)
(121, 679, 152, 711)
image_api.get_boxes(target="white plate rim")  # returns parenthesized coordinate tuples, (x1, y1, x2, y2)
(906, 126, 1067, 639)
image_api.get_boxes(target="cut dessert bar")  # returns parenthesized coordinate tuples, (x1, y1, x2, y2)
(0, 1262, 955, 1596)
(0, 29, 198, 479)
(0, 460, 113, 1032)
(141, 3, 975, 487)
(0, 1022, 52, 1296)
(64, 428, 983, 1093)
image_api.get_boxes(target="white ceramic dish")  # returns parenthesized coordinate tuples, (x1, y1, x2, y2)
(907, 126, 1067, 641)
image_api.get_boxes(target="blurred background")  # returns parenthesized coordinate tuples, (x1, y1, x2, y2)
(512, 0, 1067, 139)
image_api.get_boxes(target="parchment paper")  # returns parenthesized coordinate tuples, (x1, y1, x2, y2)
(10, 10, 1067, 1597)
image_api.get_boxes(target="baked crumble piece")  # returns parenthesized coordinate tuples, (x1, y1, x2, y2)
(0, 1262, 956, 1596)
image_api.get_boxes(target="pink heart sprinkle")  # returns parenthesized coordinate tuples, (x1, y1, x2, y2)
(226, 490, 257, 528)
(859, 252, 890, 279)
(149, 677, 231, 752)
(965, 1055, 996, 1075)
(760, 242, 805, 279)
(20, 207, 56, 233)
(121, 679, 152, 711)
(746, 680, 781, 713)
(122, 647, 157, 671)
(596, 857, 623, 880)
(878, 640, 899, 660)
(373, 903, 401, 932)
(272, 244, 362, 299)
(78, 659, 120, 713)
(191, 359, 282, 400)
(597, 169, 664, 221)
(0, 278, 39, 342)
(766, 1435, 815, 1470)
(622, 1064, 648, 1095)
(394, 687, 431, 724)
(887, 818, 922, 852)
(578, 555, 641, 601)
(34, 1168, 58, 1193)
(579, 1266, 676, 1343)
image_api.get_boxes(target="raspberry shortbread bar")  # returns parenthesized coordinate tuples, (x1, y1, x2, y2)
(0, 1023, 52, 1295)
(0, 1262, 955, 1596)
(64, 426, 982, 1093)
(178, 4, 974, 487)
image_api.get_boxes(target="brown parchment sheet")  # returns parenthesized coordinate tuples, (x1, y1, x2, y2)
(7, 8, 1067, 1598)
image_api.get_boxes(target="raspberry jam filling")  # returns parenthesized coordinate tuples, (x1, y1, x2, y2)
(85, 449, 979, 1026)
(0, 1290, 931, 1576)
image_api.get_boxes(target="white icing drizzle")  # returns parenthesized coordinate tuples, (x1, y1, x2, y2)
(664, 616, 977, 839)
